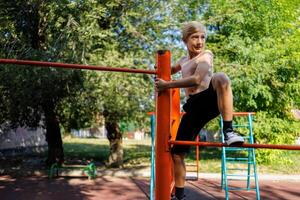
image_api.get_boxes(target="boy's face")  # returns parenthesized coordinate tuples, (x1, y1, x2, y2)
(185, 31, 206, 55)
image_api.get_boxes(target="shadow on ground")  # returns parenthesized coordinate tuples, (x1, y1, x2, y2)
(0, 175, 147, 200)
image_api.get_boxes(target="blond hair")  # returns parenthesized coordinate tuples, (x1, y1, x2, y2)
(181, 21, 207, 43)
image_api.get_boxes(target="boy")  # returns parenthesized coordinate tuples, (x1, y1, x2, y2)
(155, 21, 244, 200)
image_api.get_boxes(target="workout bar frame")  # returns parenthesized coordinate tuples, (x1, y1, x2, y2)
(170, 140, 300, 150)
(0, 59, 157, 75)
(147, 111, 256, 116)
(155, 50, 172, 200)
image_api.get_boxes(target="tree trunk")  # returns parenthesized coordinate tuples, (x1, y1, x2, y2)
(43, 102, 64, 167)
(105, 120, 123, 168)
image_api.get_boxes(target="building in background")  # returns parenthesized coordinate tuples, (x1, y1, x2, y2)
(0, 125, 47, 156)
(71, 126, 107, 139)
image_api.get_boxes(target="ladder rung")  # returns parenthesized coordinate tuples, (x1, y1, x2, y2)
(226, 157, 248, 161)
(227, 168, 248, 171)
(221, 117, 259, 198)
(225, 147, 248, 151)
(227, 174, 255, 177)
(228, 187, 257, 191)
(227, 178, 248, 181)
(232, 125, 249, 128)
(226, 161, 254, 164)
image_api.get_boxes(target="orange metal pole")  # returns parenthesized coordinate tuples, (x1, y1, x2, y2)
(196, 135, 199, 180)
(233, 112, 256, 116)
(0, 59, 157, 75)
(179, 112, 256, 116)
(169, 140, 300, 150)
(170, 88, 181, 194)
(171, 88, 181, 141)
(155, 50, 172, 200)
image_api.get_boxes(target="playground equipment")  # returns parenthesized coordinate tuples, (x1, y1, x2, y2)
(149, 113, 156, 200)
(148, 111, 199, 200)
(1, 50, 300, 200)
(0, 52, 168, 198)
(149, 103, 260, 200)
(49, 161, 97, 180)
(220, 113, 260, 200)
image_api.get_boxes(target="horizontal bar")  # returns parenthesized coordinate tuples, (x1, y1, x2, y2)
(232, 125, 249, 128)
(147, 111, 155, 115)
(227, 168, 248, 171)
(0, 59, 157, 75)
(232, 112, 256, 116)
(224, 148, 248, 151)
(226, 179, 248, 181)
(226, 157, 248, 161)
(228, 187, 256, 191)
(169, 140, 300, 150)
(186, 170, 198, 172)
(147, 112, 256, 116)
(227, 174, 254, 177)
(226, 161, 253, 164)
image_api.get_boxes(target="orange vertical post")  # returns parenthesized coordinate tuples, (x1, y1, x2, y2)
(196, 135, 199, 180)
(155, 50, 172, 200)
(170, 88, 181, 193)
(171, 88, 181, 140)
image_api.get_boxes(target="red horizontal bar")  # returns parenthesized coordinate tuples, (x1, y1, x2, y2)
(147, 112, 155, 115)
(233, 112, 256, 116)
(169, 140, 300, 150)
(147, 112, 256, 116)
(0, 59, 157, 75)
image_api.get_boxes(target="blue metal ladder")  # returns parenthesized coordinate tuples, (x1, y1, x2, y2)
(220, 113, 260, 200)
(150, 113, 155, 200)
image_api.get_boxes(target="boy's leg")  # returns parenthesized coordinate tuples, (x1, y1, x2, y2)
(212, 72, 244, 145)
(171, 113, 201, 200)
(172, 153, 186, 187)
(171, 85, 221, 199)
(172, 153, 186, 199)
(211, 72, 233, 121)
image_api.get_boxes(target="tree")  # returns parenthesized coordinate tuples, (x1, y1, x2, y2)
(201, 0, 300, 162)
(2, 0, 297, 167)
(203, 0, 300, 116)
(0, 0, 164, 167)
(95, 51, 154, 167)
(0, 0, 95, 166)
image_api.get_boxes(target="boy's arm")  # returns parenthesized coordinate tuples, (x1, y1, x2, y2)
(171, 56, 186, 75)
(155, 53, 212, 91)
(171, 63, 181, 75)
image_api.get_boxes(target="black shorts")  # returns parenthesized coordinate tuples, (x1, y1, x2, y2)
(171, 81, 220, 155)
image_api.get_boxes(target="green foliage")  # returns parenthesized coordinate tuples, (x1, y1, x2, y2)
(0, 0, 166, 131)
(1, 0, 299, 165)
(253, 112, 300, 164)
(171, 0, 299, 165)
(93, 50, 154, 126)
(205, 0, 300, 117)
(203, 0, 300, 163)
(0, 1, 87, 127)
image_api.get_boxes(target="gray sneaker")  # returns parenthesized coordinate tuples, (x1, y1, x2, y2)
(224, 131, 244, 145)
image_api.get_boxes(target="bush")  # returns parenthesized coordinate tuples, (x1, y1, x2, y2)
(253, 112, 300, 164)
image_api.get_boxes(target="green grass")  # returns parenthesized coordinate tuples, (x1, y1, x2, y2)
(256, 150, 300, 174)
(63, 137, 110, 163)
(62, 137, 152, 165)
(63, 137, 300, 174)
